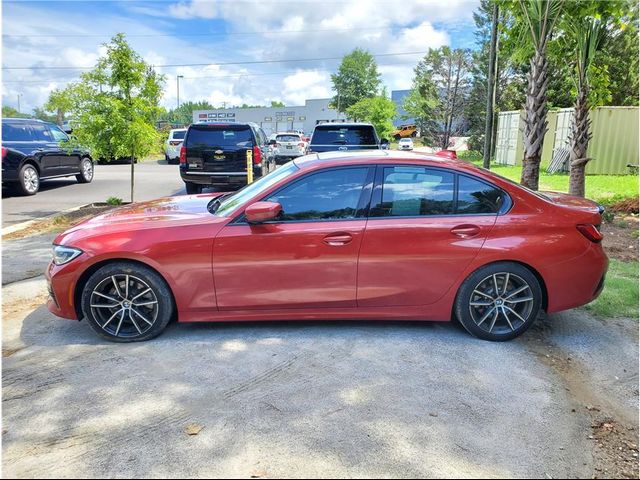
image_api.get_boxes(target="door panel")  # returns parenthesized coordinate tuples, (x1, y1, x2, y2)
(357, 216, 497, 307)
(214, 221, 366, 309)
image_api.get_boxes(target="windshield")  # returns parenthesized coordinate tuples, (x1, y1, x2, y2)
(214, 161, 300, 216)
(479, 167, 552, 201)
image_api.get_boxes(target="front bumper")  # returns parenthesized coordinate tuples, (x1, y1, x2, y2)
(45, 258, 84, 320)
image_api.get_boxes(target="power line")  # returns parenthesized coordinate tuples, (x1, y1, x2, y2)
(2, 50, 428, 71)
(2, 26, 390, 38)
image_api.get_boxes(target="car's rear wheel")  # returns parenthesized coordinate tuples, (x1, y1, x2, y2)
(17, 163, 40, 195)
(76, 158, 94, 183)
(185, 182, 202, 194)
(81, 262, 174, 342)
(454, 262, 542, 341)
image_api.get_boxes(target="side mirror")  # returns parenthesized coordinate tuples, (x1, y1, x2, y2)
(245, 201, 282, 224)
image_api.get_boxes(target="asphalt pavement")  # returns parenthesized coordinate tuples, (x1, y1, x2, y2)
(2, 159, 186, 227)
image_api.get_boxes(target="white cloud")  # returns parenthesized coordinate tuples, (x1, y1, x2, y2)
(282, 70, 332, 105)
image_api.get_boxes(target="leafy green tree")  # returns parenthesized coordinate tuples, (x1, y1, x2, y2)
(404, 47, 472, 149)
(44, 88, 74, 125)
(32, 107, 58, 123)
(331, 48, 381, 113)
(160, 100, 216, 125)
(2, 105, 29, 119)
(270, 100, 285, 107)
(346, 92, 397, 140)
(58, 33, 165, 201)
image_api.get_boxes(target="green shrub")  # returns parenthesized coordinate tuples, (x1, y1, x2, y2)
(106, 197, 123, 206)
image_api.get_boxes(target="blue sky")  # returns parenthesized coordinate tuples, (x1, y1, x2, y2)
(2, 0, 480, 113)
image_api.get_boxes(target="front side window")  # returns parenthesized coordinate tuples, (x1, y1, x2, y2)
(371, 166, 455, 217)
(265, 167, 369, 221)
(30, 124, 54, 142)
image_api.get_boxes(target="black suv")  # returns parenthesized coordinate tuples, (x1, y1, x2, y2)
(2, 118, 94, 195)
(179, 122, 276, 194)
(308, 123, 386, 153)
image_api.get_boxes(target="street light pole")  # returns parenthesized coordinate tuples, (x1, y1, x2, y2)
(17, 93, 22, 113)
(176, 75, 184, 109)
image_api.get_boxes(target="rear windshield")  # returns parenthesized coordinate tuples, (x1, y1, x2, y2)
(171, 130, 186, 140)
(276, 134, 301, 142)
(186, 125, 253, 148)
(2, 123, 33, 141)
(311, 125, 377, 146)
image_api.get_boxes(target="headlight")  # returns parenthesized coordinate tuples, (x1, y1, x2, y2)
(52, 245, 83, 265)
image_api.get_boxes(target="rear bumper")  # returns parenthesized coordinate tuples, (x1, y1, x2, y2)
(180, 166, 261, 186)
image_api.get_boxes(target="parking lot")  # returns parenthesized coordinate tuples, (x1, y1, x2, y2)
(2, 159, 185, 227)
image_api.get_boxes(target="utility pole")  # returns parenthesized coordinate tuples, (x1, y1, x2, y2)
(483, 1, 499, 169)
(176, 75, 184, 109)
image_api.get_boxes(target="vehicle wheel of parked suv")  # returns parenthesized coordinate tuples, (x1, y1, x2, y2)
(76, 158, 94, 184)
(18, 163, 40, 195)
(81, 261, 174, 343)
(454, 262, 542, 342)
(185, 182, 202, 194)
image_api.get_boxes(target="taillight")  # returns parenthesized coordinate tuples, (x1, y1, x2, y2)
(1, 147, 6, 160)
(577, 224, 603, 243)
(298, 142, 305, 148)
(252, 145, 261, 165)
(179, 147, 187, 164)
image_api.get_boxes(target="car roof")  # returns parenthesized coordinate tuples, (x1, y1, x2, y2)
(314, 122, 374, 128)
(293, 150, 481, 174)
(2, 117, 45, 123)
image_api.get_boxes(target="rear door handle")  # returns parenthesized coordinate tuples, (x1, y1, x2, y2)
(323, 233, 353, 246)
(450, 224, 481, 238)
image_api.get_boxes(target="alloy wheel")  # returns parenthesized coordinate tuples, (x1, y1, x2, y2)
(23, 166, 39, 193)
(90, 274, 159, 338)
(82, 160, 93, 181)
(468, 272, 534, 335)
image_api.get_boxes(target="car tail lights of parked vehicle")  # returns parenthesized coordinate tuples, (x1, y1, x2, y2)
(252, 145, 262, 165)
(577, 224, 604, 243)
(2, 147, 6, 160)
(179, 146, 187, 164)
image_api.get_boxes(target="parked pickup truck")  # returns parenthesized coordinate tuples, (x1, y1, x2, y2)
(307, 123, 386, 153)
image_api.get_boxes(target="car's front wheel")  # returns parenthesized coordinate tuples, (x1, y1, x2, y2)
(76, 158, 94, 183)
(81, 262, 174, 342)
(454, 262, 542, 341)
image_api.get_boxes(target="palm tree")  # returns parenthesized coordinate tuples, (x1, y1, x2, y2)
(567, 18, 607, 197)
(518, 0, 562, 190)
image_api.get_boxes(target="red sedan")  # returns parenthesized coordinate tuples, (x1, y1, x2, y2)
(46, 152, 608, 342)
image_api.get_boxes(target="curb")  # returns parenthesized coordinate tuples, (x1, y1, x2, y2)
(1, 203, 91, 237)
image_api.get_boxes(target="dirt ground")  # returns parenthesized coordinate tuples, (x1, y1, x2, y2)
(601, 215, 639, 263)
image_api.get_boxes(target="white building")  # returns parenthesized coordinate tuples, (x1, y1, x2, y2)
(193, 98, 349, 136)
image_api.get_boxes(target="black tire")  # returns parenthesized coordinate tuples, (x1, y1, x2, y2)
(81, 261, 174, 343)
(75, 157, 94, 183)
(454, 262, 542, 341)
(17, 163, 40, 195)
(185, 182, 202, 194)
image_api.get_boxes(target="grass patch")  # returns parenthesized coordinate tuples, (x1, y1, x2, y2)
(585, 259, 639, 319)
(458, 153, 638, 204)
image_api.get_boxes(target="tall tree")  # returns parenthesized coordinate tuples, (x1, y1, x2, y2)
(160, 100, 216, 125)
(331, 48, 381, 113)
(44, 88, 74, 125)
(55, 34, 164, 202)
(567, 18, 608, 197)
(346, 91, 397, 140)
(2, 105, 29, 119)
(517, 0, 563, 190)
(404, 47, 471, 149)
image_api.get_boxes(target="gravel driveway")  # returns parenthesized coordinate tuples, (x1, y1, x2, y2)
(2, 275, 638, 478)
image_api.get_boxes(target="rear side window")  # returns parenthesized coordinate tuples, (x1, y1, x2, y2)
(371, 166, 455, 217)
(30, 124, 54, 142)
(186, 126, 253, 148)
(457, 175, 503, 214)
(2, 123, 33, 141)
(171, 130, 186, 140)
(311, 126, 377, 146)
(266, 167, 369, 221)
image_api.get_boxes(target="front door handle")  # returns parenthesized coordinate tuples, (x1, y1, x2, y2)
(323, 233, 353, 246)
(450, 224, 481, 238)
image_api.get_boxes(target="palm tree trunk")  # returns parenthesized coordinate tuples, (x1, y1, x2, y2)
(568, 88, 591, 197)
(520, 48, 549, 190)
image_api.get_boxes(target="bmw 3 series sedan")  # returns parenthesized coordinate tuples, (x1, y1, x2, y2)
(46, 151, 608, 342)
